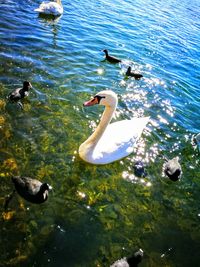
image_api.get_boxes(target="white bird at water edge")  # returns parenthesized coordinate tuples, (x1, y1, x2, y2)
(79, 90, 150, 165)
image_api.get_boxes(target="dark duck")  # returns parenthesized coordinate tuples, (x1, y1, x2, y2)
(163, 157, 182, 181)
(110, 249, 143, 267)
(7, 81, 32, 108)
(126, 66, 143, 80)
(4, 176, 52, 209)
(103, 49, 122, 63)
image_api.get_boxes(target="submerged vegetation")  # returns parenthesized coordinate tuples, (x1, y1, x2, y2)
(1, 73, 200, 266)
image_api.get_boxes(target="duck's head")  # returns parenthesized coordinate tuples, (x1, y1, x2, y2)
(127, 66, 131, 72)
(126, 66, 131, 75)
(23, 81, 32, 90)
(83, 90, 118, 108)
(102, 49, 108, 55)
(41, 183, 52, 199)
(41, 183, 52, 191)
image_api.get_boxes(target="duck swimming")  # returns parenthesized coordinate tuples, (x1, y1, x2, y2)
(79, 90, 149, 165)
(12, 176, 52, 204)
(126, 66, 143, 80)
(103, 49, 122, 63)
(110, 249, 144, 267)
(34, 0, 63, 16)
(163, 157, 182, 181)
(7, 81, 32, 102)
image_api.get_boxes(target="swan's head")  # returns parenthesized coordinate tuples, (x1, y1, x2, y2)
(83, 90, 118, 108)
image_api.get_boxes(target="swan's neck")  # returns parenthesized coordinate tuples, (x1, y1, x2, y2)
(84, 104, 116, 147)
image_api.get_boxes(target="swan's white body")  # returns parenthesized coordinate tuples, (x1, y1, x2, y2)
(34, 0, 63, 16)
(79, 90, 149, 165)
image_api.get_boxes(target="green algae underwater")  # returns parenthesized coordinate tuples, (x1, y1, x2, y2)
(1, 79, 200, 266)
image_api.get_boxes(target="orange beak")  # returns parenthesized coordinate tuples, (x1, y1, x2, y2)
(83, 97, 99, 107)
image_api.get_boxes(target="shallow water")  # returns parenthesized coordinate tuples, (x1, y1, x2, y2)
(0, 0, 200, 266)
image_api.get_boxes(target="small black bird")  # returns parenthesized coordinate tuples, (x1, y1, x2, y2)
(11, 176, 52, 204)
(7, 81, 32, 108)
(103, 49, 122, 63)
(126, 66, 143, 80)
(110, 249, 144, 267)
(164, 157, 182, 181)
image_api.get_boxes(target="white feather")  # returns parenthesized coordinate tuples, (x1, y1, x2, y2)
(34, 1, 63, 16)
(79, 90, 149, 165)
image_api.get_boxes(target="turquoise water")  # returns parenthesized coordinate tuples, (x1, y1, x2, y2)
(0, 0, 200, 266)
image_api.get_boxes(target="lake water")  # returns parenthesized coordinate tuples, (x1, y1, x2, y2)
(0, 0, 200, 266)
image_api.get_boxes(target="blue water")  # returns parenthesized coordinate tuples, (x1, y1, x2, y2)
(0, 0, 200, 266)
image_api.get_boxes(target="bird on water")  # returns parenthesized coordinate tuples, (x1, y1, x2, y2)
(103, 49, 122, 63)
(7, 81, 32, 109)
(79, 90, 149, 165)
(126, 66, 143, 80)
(163, 157, 182, 181)
(34, 0, 63, 16)
(4, 176, 52, 210)
(110, 249, 144, 267)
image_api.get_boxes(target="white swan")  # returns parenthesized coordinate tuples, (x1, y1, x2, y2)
(79, 90, 149, 165)
(34, 0, 63, 16)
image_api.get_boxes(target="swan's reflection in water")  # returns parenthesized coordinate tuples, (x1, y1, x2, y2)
(38, 14, 62, 48)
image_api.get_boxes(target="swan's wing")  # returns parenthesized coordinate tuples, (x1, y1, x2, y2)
(92, 117, 149, 164)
